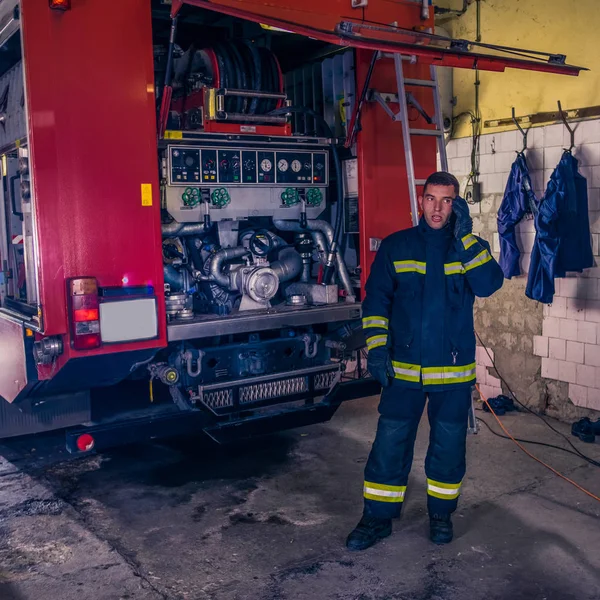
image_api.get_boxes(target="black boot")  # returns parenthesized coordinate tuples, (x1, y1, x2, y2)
(429, 513, 453, 544)
(346, 516, 392, 551)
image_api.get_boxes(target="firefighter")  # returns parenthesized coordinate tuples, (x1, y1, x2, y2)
(346, 172, 504, 551)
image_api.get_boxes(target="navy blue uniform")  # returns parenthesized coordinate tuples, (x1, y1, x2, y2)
(526, 151, 594, 304)
(362, 218, 503, 517)
(497, 153, 537, 279)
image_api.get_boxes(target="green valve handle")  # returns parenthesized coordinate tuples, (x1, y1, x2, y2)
(306, 187, 322, 206)
(182, 187, 201, 207)
(211, 188, 230, 208)
(281, 188, 300, 206)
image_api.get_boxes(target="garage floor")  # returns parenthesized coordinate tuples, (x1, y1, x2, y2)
(0, 395, 599, 600)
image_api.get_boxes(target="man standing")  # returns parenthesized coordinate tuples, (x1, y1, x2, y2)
(346, 172, 503, 551)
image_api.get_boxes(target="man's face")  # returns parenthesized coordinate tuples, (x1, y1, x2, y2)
(418, 184, 455, 230)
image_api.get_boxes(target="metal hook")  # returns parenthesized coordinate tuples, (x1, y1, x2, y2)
(557, 100, 575, 152)
(511, 107, 529, 153)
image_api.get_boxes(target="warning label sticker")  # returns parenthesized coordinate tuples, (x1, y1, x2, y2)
(141, 183, 153, 206)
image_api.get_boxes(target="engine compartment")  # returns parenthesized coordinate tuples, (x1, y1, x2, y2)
(156, 33, 358, 327)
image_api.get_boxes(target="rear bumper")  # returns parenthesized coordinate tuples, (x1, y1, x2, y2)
(64, 377, 379, 452)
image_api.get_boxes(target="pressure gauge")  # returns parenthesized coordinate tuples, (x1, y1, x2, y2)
(291, 159, 302, 173)
(278, 159, 289, 172)
(261, 158, 272, 172)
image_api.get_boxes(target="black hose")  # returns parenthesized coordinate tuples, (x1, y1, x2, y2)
(226, 43, 247, 113)
(242, 41, 261, 115)
(163, 16, 179, 96)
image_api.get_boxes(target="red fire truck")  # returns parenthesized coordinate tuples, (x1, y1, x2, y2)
(0, 0, 581, 452)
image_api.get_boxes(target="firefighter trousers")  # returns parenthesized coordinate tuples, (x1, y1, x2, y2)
(363, 387, 472, 519)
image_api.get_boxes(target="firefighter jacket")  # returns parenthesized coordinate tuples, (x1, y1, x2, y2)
(526, 151, 594, 304)
(497, 153, 537, 279)
(362, 218, 504, 392)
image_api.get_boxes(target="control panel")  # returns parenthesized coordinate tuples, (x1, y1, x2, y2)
(168, 146, 329, 187)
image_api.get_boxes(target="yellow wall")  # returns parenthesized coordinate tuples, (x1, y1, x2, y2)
(437, 0, 600, 137)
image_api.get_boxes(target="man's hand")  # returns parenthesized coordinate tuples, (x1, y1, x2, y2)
(367, 346, 394, 388)
(452, 195, 473, 240)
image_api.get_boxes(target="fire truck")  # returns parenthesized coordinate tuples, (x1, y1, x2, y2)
(0, 0, 582, 452)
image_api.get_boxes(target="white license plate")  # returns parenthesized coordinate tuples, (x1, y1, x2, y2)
(99, 298, 158, 343)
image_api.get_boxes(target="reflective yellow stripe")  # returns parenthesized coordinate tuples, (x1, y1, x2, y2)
(366, 335, 387, 350)
(394, 260, 426, 275)
(391, 360, 421, 383)
(422, 362, 476, 385)
(427, 478, 462, 500)
(364, 481, 406, 503)
(362, 316, 389, 329)
(365, 481, 406, 492)
(462, 233, 478, 250)
(464, 249, 492, 272)
(444, 262, 465, 276)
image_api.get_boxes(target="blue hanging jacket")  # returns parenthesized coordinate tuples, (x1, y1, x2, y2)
(497, 153, 537, 279)
(526, 151, 594, 303)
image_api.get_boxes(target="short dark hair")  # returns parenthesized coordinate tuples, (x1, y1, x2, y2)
(423, 171, 460, 196)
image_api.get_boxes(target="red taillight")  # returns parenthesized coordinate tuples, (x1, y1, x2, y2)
(69, 278, 101, 350)
(49, 0, 71, 10)
(73, 308, 99, 322)
(76, 433, 95, 452)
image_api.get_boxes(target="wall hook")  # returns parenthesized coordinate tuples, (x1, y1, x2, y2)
(557, 100, 575, 152)
(512, 107, 529, 153)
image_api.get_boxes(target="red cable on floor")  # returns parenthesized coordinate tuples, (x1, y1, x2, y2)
(475, 384, 600, 503)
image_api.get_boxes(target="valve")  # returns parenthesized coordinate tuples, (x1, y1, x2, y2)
(306, 187, 323, 206)
(182, 187, 200, 207)
(281, 187, 300, 206)
(211, 187, 230, 208)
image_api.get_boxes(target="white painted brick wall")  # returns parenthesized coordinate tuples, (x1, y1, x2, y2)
(569, 384, 588, 407)
(533, 336, 549, 358)
(585, 344, 600, 367)
(559, 361, 577, 384)
(577, 321, 596, 345)
(567, 341, 585, 364)
(559, 318, 578, 342)
(448, 120, 600, 411)
(541, 357, 559, 380)
(576, 364, 597, 388)
(565, 298, 586, 321)
(549, 338, 566, 360)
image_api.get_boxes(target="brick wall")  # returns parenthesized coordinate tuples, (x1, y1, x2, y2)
(447, 120, 600, 417)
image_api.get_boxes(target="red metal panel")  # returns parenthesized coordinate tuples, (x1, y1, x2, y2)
(20, 0, 166, 365)
(174, 0, 583, 76)
(356, 50, 437, 292)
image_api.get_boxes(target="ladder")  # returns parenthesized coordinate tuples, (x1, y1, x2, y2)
(369, 55, 478, 434)
(369, 53, 448, 227)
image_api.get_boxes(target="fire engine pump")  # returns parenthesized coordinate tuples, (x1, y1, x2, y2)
(150, 40, 361, 414)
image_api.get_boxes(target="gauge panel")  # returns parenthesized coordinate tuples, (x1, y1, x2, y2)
(168, 146, 328, 186)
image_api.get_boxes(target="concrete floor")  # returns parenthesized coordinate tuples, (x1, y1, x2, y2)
(0, 395, 599, 600)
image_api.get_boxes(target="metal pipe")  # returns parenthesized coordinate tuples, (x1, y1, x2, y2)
(162, 222, 207, 236)
(218, 88, 287, 100)
(209, 247, 249, 288)
(273, 219, 355, 300)
(271, 247, 303, 282)
(163, 265, 184, 291)
(311, 231, 328, 257)
(301, 261, 311, 283)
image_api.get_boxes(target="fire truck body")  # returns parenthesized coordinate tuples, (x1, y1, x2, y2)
(0, 0, 582, 449)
